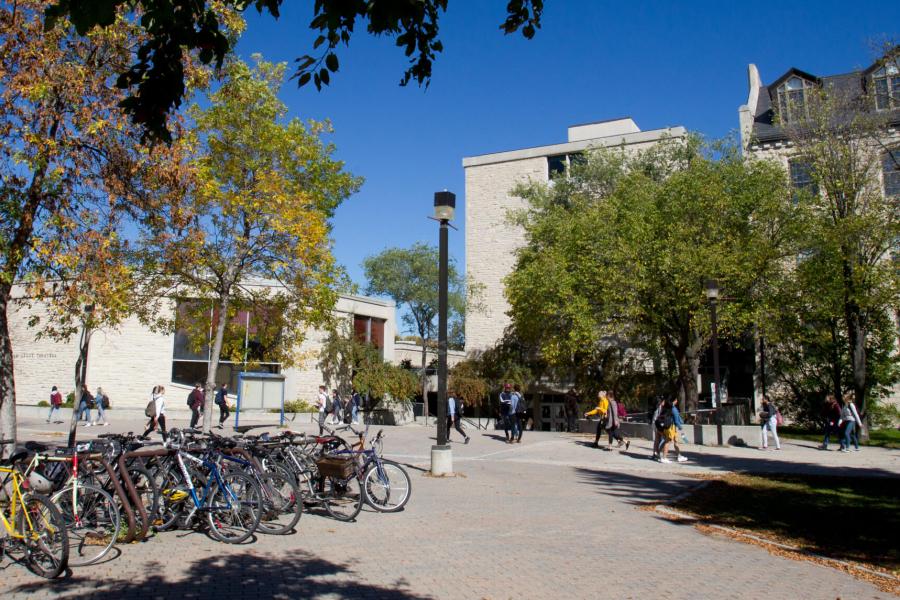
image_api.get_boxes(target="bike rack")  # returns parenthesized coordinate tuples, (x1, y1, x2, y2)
(80, 453, 137, 544)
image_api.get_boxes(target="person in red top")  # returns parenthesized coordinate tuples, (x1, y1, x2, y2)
(46, 385, 63, 423)
(188, 382, 205, 429)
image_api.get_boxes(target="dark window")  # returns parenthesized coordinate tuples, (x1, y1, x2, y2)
(547, 152, 585, 179)
(353, 315, 385, 350)
(883, 150, 900, 198)
(789, 159, 818, 202)
(172, 299, 281, 388)
(547, 154, 567, 177)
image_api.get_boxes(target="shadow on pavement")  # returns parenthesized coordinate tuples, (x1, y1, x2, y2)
(574, 467, 699, 505)
(10, 551, 429, 599)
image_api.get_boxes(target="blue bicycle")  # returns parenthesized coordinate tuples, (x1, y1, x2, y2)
(154, 430, 262, 543)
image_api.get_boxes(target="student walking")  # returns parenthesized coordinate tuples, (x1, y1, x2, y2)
(188, 382, 204, 429)
(46, 386, 63, 423)
(350, 389, 361, 424)
(605, 392, 629, 451)
(839, 395, 862, 452)
(215, 383, 230, 429)
(507, 387, 522, 444)
(819, 394, 842, 450)
(331, 389, 343, 425)
(657, 398, 688, 463)
(317, 385, 328, 435)
(92, 386, 110, 426)
(759, 396, 781, 450)
(650, 396, 666, 459)
(499, 383, 514, 442)
(564, 389, 579, 433)
(584, 391, 610, 448)
(513, 384, 526, 443)
(76, 383, 93, 426)
(141, 385, 168, 441)
(447, 393, 470, 444)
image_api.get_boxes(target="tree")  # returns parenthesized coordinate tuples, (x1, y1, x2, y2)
(777, 53, 900, 421)
(318, 324, 418, 406)
(362, 242, 465, 409)
(141, 56, 362, 432)
(448, 360, 489, 408)
(505, 137, 797, 411)
(44, 0, 545, 143)
(0, 1, 186, 454)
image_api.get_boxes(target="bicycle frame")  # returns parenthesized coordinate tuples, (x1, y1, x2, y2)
(173, 450, 237, 514)
(0, 466, 37, 539)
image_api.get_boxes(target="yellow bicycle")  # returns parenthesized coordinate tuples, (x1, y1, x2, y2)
(0, 440, 69, 579)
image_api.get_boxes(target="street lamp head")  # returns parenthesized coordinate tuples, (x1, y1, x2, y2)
(705, 279, 719, 301)
(433, 190, 456, 221)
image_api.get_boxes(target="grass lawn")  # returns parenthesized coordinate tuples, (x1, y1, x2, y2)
(673, 473, 900, 576)
(778, 426, 900, 449)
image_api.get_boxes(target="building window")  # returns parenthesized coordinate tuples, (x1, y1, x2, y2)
(546, 152, 584, 179)
(789, 159, 818, 202)
(872, 58, 900, 111)
(776, 76, 813, 123)
(353, 315, 385, 350)
(171, 299, 281, 391)
(884, 150, 900, 198)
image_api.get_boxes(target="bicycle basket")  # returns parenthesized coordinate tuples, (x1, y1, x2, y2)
(316, 457, 354, 479)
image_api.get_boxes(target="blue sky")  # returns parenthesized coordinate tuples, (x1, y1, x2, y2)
(235, 1, 897, 318)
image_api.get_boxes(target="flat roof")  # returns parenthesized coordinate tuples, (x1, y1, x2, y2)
(462, 126, 687, 168)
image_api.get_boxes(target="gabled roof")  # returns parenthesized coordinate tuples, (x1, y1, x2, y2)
(748, 63, 900, 146)
(768, 67, 820, 91)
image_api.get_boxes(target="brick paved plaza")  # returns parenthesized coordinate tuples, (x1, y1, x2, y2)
(3, 413, 898, 599)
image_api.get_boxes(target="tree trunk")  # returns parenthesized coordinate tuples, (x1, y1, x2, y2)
(678, 331, 702, 414)
(828, 320, 843, 402)
(841, 257, 868, 437)
(67, 327, 92, 448)
(0, 290, 17, 459)
(203, 292, 231, 433)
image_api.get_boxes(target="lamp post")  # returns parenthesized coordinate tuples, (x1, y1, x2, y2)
(431, 190, 454, 475)
(705, 280, 723, 446)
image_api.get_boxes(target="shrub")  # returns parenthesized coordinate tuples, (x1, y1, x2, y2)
(272, 399, 318, 413)
(37, 400, 49, 407)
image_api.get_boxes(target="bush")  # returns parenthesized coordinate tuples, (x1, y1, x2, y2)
(37, 400, 49, 407)
(271, 399, 318, 414)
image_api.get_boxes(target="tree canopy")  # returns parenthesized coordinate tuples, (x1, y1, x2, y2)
(505, 136, 798, 410)
(44, 0, 545, 143)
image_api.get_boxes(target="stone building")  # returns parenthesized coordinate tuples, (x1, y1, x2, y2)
(10, 284, 395, 410)
(462, 118, 685, 429)
(738, 55, 900, 409)
(463, 118, 686, 354)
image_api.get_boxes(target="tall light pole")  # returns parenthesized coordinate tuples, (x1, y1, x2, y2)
(431, 191, 454, 475)
(706, 279, 723, 446)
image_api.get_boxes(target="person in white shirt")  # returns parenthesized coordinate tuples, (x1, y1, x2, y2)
(317, 385, 328, 435)
(839, 396, 862, 452)
(141, 385, 167, 441)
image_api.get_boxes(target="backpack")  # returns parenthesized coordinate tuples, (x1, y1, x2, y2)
(655, 410, 674, 431)
(102, 395, 110, 409)
(187, 392, 194, 408)
(144, 399, 156, 418)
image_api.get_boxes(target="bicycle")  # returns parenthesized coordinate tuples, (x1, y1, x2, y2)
(153, 430, 262, 543)
(0, 440, 69, 578)
(324, 424, 412, 513)
(22, 442, 121, 567)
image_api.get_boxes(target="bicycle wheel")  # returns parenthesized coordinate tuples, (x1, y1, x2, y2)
(363, 460, 412, 513)
(255, 466, 302, 535)
(51, 483, 120, 566)
(19, 493, 69, 579)
(206, 471, 261, 544)
(127, 464, 159, 531)
(154, 466, 190, 531)
(322, 475, 362, 522)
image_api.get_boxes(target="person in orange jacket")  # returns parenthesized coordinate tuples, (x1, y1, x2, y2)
(584, 391, 610, 448)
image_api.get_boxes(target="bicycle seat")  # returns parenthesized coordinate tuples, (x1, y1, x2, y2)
(25, 441, 49, 452)
(0, 450, 29, 466)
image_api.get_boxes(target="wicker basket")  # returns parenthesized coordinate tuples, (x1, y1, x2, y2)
(316, 457, 354, 479)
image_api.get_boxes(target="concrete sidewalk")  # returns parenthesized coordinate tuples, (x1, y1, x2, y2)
(3, 414, 898, 599)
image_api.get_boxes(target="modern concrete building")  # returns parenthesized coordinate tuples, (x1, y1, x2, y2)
(9, 284, 396, 410)
(463, 118, 686, 354)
